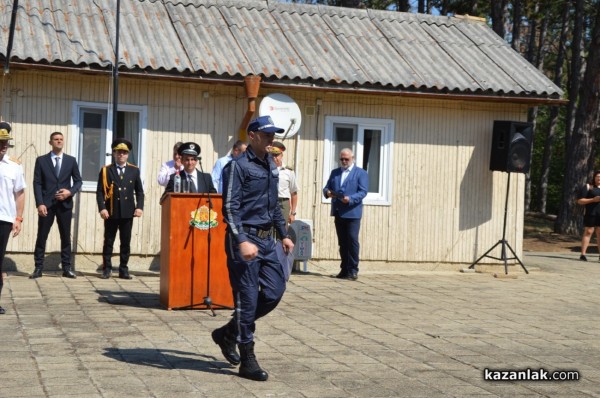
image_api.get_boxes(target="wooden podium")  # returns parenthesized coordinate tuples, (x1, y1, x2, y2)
(160, 193, 233, 311)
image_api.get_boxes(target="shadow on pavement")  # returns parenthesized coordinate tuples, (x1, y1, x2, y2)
(102, 347, 235, 374)
(96, 289, 162, 309)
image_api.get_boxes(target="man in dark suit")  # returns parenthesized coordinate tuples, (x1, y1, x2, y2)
(31, 132, 82, 279)
(97, 138, 144, 279)
(165, 142, 217, 194)
(323, 148, 369, 281)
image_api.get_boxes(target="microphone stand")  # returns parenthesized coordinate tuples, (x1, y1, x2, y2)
(198, 157, 233, 316)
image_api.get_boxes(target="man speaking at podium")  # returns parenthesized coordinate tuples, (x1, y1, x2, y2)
(164, 142, 216, 194)
(216, 116, 294, 381)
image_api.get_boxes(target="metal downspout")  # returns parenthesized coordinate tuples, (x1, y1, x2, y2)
(3, 0, 19, 74)
(239, 75, 261, 141)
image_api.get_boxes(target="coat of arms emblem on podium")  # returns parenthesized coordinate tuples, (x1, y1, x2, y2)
(189, 205, 218, 230)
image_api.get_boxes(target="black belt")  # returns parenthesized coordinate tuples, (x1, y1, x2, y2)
(242, 225, 272, 239)
(278, 198, 289, 202)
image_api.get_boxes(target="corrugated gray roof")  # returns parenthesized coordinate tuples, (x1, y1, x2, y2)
(0, 0, 563, 99)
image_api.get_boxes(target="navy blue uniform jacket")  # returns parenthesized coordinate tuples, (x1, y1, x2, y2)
(96, 163, 144, 219)
(164, 169, 216, 193)
(221, 146, 287, 244)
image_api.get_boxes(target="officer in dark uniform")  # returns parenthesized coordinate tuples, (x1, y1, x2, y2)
(213, 116, 294, 382)
(164, 142, 216, 194)
(96, 138, 144, 279)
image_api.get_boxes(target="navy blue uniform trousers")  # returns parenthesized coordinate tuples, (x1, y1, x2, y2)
(34, 204, 73, 269)
(0, 221, 12, 298)
(334, 216, 361, 275)
(102, 218, 133, 271)
(225, 231, 286, 344)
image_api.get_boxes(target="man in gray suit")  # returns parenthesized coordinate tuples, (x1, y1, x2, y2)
(31, 132, 82, 279)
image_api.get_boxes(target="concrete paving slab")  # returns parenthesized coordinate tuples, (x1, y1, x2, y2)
(0, 252, 598, 397)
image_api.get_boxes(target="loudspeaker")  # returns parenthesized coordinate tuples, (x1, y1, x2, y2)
(489, 121, 533, 173)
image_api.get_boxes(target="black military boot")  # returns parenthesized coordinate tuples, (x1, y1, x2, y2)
(211, 320, 240, 365)
(238, 341, 268, 381)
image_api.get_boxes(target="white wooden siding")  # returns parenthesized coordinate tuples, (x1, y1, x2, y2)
(0, 70, 527, 266)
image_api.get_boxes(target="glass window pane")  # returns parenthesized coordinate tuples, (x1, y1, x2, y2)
(333, 124, 356, 170)
(116, 111, 140, 165)
(364, 129, 381, 192)
(324, 116, 393, 206)
(80, 109, 106, 182)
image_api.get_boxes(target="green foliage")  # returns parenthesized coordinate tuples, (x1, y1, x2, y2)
(529, 106, 567, 215)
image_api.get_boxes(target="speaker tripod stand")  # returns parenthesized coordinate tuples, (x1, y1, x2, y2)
(469, 173, 528, 275)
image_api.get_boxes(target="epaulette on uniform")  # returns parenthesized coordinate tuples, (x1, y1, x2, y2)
(126, 162, 139, 168)
(9, 156, 21, 165)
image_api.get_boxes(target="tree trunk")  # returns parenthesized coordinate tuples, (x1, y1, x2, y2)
(490, 0, 508, 38)
(536, 6, 549, 70)
(512, 0, 522, 51)
(524, 2, 545, 212)
(526, 2, 540, 64)
(339, 0, 362, 7)
(537, 0, 570, 214)
(565, 0, 585, 145)
(555, 3, 600, 235)
(394, 0, 410, 12)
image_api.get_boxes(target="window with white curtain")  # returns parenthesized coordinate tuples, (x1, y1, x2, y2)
(71, 101, 146, 191)
(323, 116, 394, 205)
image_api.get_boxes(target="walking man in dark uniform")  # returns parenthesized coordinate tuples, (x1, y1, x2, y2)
(96, 138, 144, 279)
(213, 116, 294, 381)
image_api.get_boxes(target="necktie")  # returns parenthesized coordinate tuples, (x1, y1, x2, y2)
(189, 176, 197, 193)
(118, 166, 124, 179)
(54, 157, 61, 177)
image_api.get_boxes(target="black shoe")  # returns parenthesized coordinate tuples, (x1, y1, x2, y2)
(333, 271, 348, 279)
(101, 269, 111, 279)
(212, 322, 241, 365)
(0, 306, 5, 315)
(29, 268, 43, 279)
(118, 272, 132, 280)
(348, 271, 358, 281)
(580, 254, 588, 261)
(238, 342, 268, 381)
(62, 269, 77, 279)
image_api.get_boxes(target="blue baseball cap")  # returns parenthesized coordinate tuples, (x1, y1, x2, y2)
(247, 116, 284, 134)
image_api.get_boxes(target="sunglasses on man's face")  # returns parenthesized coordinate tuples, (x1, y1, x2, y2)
(339, 157, 350, 161)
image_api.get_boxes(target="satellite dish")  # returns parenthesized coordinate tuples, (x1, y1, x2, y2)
(259, 93, 302, 139)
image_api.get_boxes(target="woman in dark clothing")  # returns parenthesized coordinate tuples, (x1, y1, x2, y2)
(577, 171, 600, 261)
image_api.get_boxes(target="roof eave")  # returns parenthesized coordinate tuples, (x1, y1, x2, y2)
(5, 61, 567, 106)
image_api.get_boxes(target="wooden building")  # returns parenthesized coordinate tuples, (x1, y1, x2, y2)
(0, 1, 564, 271)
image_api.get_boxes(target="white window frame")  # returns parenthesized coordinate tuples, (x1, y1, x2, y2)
(70, 101, 147, 191)
(323, 116, 394, 206)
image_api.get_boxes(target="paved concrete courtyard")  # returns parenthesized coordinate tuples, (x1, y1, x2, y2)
(1, 252, 599, 397)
